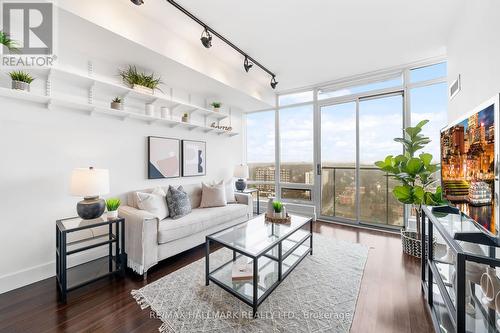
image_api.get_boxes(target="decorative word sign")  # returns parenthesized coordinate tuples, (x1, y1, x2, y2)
(210, 122, 232, 132)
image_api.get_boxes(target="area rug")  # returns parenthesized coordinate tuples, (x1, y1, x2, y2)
(131, 234, 368, 333)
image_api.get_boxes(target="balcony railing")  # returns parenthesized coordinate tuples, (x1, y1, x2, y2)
(321, 166, 403, 227)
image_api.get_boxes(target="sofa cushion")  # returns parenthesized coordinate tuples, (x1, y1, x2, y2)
(157, 204, 249, 244)
(166, 185, 192, 219)
(136, 187, 169, 220)
(200, 182, 227, 208)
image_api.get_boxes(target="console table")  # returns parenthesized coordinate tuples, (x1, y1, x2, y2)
(56, 216, 125, 303)
(421, 205, 500, 333)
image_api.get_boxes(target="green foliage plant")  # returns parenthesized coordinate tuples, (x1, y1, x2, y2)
(119, 65, 162, 91)
(106, 198, 121, 211)
(374, 120, 446, 238)
(9, 70, 34, 84)
(273, 201, 283, 213)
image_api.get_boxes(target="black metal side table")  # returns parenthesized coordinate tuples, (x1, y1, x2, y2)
(237, 188, 260, 215)
(56, 216, 125, 303)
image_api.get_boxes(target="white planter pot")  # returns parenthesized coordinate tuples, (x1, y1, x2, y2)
(133, 84, 154, 95)
(213, 107, 220, 112)
(145, 103, 155, 116)
(12, 80, 30, 92)
(110, 102, 123, 110)
(182, 115, 189, 123)
(160, 106, 170, 119)
(107, 210, 118, 220)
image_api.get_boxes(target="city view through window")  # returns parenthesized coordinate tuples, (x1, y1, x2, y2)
(246, 63, 447, 228)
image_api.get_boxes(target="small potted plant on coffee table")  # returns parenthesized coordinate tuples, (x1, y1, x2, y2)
(106, 198, 121, 220)
(110, 97, 123, 110)
(210, 102, 221, 112)
(9, 70, 34, 92)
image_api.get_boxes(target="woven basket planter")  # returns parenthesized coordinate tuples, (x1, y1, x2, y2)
(401, 230, 435, 259)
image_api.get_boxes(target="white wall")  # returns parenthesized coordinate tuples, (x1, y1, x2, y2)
(447, 0, 500, 122)
(0, 9, 246, 294)
(0, 97, 242, 293)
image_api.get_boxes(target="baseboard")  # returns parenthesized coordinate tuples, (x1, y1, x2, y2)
(0, 261, 55, 294)
(0, 246, 109, 294)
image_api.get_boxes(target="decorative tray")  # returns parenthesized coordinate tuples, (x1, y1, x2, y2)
(265, 213, 291, 224)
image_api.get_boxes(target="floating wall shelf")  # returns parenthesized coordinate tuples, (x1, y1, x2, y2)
(1, 65, 238, 137)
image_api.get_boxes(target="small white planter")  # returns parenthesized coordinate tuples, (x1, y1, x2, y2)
(107, 210, 118, 220)
(12, 80, 30, 92)
(160, 106, 170, 119)
(145, 103, 155, 116)
(110, 102, 123, 110)
(182, 115, 189, 123)
(133, 84, 154, 95)
(212, 107, 220, 113)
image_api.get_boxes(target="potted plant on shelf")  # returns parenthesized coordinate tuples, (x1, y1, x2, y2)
(210, 102, 221, 112)
(9, 70, 34, 92)
(110, 97, 123, 110)
(106, 198, 121, 220)
(0, 31, 18, 52)
(182, 113, 189, 123)
(375, 120, 446, 258)
(118, 65, 162, 95)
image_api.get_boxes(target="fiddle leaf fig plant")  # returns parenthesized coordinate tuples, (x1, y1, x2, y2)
(375, 119, 446, 238)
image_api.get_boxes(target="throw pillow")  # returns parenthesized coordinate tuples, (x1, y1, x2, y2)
(166, 185, 192, 219)
(136, 187, 169, 220)
(200, 182, 227, 208)
(224, 179, 237, 203)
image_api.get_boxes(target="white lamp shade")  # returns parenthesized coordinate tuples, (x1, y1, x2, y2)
(234, 164, 249, 179)
(70, 167, 110, 197)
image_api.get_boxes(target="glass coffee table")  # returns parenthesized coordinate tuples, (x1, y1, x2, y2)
(205, 214, 313, 317)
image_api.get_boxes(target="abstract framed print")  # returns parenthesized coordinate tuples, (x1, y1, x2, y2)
(182, 140, 206, 177)
(148, 136, 181, 179)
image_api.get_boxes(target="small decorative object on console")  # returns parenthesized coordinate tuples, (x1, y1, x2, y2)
(70, 167, 110, 220)
(106, 198, 121, 220)
(182, 113, 189, 123)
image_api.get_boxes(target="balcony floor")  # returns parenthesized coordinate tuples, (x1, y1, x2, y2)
(0, 221, 432, 333)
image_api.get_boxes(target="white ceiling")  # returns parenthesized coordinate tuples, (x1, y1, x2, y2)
(137, 0, 460, 92)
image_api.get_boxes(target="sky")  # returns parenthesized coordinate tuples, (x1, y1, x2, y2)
(247, 63, 448, 166)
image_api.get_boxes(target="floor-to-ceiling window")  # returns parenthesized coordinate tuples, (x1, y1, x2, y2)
(246, 110, 276, 200)
(245, 60, 447, 229)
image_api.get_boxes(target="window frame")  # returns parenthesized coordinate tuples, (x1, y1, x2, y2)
(244, 58, 448, 227)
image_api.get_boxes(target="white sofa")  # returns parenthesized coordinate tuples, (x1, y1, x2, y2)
(118, 183, 253, 277)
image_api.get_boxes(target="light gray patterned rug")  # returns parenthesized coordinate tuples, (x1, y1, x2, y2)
(131, 235, 368, 333)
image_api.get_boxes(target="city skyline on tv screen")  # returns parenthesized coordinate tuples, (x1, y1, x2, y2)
(440, 103, 495, 233)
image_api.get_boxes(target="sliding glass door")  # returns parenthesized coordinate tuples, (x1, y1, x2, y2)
(319, 92, 404, 228)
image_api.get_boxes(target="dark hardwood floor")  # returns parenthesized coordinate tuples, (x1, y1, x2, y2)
(0, 221, 433, 333)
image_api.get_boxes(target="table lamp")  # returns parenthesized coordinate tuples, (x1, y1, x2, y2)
(234, 164, 249, 191)
(70, 167, 110, 219)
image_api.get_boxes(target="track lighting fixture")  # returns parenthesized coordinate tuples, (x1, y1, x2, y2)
(270, 76, 278, 89)
(200, 27, 212, 49)
(130, 0, 144, 5)
(165, 0, 276, 88)
(244, 56, 253, 72)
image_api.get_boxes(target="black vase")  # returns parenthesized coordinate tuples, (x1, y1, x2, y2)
(77, 196, 106, 219)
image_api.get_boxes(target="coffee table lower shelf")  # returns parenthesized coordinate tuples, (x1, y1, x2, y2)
(206, 228, 312, 317)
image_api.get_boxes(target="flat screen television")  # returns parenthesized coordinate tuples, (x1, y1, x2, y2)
(440, 95, 500, 236)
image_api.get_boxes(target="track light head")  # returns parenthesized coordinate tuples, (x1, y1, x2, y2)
(130, 0, 144, 5)
(270, 76, 278, 89)
(244, 56, 253, 72)
(200, 27, 212, 48)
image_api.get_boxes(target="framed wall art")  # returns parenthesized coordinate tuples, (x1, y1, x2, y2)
(182, 140, 206, 177)
(148, 136, 181, 179)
